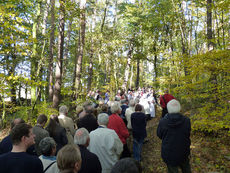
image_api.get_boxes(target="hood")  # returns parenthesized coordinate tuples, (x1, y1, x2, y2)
(165, 113, 185, 128)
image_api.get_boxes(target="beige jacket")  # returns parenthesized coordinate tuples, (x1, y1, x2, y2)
(58, 114, 76, 144)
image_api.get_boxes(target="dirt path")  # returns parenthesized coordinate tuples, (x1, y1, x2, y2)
(140, 108, 230, 173)
(141, 109, 167, 173)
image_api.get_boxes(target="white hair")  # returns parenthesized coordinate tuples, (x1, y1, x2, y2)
(59, 105, 68, 115)
(135, 98, 140, 104)
(167, 99, 181, 114)
(129, 99, 135, 107)
(97, 113, 109, 126)
(74, 128, 89, 145)
(110, 101, 121, 114)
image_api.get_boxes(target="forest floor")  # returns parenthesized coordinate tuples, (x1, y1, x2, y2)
(142, 107, 230, 173)
(0, 108, 230, 173)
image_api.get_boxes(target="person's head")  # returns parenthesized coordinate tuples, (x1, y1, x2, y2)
(164, 88, 169, 94)
(57, 144, 81, 173)
(10, 123, 35, 148)
(74, 128, 89, 147)
(97, 113, 109, 126)
(121, 99, 127, 105)
(135, 98, 140, 104)
(59, 105, 68, 115)
(76, 106, 84, 116)
(39, 137, 56, 156)
(135, 104, 143, 112)
(10, 118, 25, 129)
(111, 157, 141, 173)
(167, 99, 181, 114)
(46, 115, 59, 137)
(110, 101, 121, 114)
(100, 103, 108, 113)
(37, 114, 48, 127)
(129, 99, 135, 107)
(50, 114, 59, 123)
(85, 105, 93, 114)
(115, 97, 121, 102)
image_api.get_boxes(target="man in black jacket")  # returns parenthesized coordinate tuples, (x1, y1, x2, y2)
(74, 128, 102, 173)
(157, 99, 191, 173)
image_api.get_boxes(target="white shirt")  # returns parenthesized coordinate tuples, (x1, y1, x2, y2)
(39, 155, 60, 173)
(125, 107, 135, 129)
(88, 127, 123, 173)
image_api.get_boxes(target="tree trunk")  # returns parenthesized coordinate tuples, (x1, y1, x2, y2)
(122, 43, 133, 90)
(135, 59, 140, 89)
(42, 0, 50, 35)
(221, 11, 225, 49)
(207, 0, 214, 51)
(101, 0, 108, 33)
(87, 49, 93, 91)
(63, 19, 73, 78)
(31, 2, 41, 106)
(53, 0, 65, 108)
(48, 0, 55, 102)
(75, 0, 86, 99)
(129, 65, 134, 89)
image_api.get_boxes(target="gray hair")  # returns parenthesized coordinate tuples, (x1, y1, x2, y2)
(74, 128, 89, 145)
(59, 105, 68, 115)
(167, 99, 181, 114)
(97, 113, 109, 126)
(39, 137, 56, 156)
(129, 99, 135, 107)
(110, 101, 121, 114)
(121, 99, 127, 104)
(135, 98, 140, 104)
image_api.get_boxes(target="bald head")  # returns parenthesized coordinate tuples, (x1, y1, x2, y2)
(11, 118, 25, 129)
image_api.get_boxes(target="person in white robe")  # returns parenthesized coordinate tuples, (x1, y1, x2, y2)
(88, 113, 123, 173)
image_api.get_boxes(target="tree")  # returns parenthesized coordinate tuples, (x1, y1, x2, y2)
(75, 0, 86, 99)
(48, 0, 55, 102)
(53, 0, 65, 108)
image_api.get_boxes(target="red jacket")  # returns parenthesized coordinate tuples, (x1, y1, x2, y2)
(108, 113, 129, 144)
(160, 94, 175, 108)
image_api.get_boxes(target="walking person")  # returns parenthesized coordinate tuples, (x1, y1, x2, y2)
(160, 89, 175, 118)
(131, 104, 147, 162)
(157, 99, 192, 173)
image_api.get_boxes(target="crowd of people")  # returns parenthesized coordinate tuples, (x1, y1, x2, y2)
(0, 88, 191, 173)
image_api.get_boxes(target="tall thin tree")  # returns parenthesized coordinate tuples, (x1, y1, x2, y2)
(53, 0, 65, 108)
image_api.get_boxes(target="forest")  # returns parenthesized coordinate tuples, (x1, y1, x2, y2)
(0, 0, 230, 171)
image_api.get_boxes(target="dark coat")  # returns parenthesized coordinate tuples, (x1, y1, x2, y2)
(46, 124, 68, 153)
(77, 114, 98, 133)
(32, 125, 49, 156)
(0, 135, 12, 154)
(78, 145, 102, 173)
(0, 135, 36, 156)
(121, 104, 129, 118)
(131, 112, 147, 141)
(157, 113, 191, 166)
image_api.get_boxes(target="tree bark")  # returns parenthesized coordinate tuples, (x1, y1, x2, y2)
(207, 0, 214, 51)
(122, 43, 133, 90)
(31, 2, 41, 106)
(53, 0, 65, 108)
(135, 58, 140, 89)
(75, 0, 86, 99)
(63, 19, 73, 78)
(101, 0, 108, 33)
(48, 0, 55, 102)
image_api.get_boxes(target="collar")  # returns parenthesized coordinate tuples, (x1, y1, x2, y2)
(42, 155, 56, 161)
(98, 125, 107, 128)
